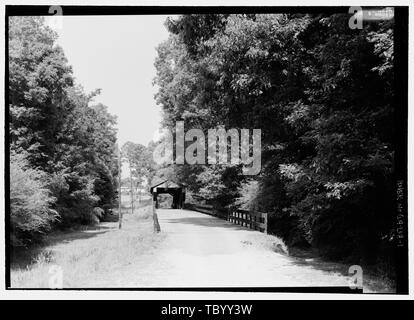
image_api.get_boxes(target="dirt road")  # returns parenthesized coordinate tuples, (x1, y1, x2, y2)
(13, 207, 364, 290)
(112, 209, 352, 288)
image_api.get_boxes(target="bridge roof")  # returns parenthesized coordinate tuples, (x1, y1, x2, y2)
(149, 179, 185, 194)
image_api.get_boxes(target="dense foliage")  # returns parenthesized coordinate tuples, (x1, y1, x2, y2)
(9, 17, 118, 245)
(10, 152, 58, 246)
(121, 141, 154, 187)
(154, 13, 395, 264)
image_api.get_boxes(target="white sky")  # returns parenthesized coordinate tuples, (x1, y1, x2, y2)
(47, 15, 172, 147)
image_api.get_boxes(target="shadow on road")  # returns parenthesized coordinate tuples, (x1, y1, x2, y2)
(160, 212, 258, 232)
(289, 256, 350, 277)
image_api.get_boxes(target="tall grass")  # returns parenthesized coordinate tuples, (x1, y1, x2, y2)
(10, 205, 164, 288)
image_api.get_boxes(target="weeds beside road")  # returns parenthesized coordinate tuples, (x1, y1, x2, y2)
(11, 206, 164, 288)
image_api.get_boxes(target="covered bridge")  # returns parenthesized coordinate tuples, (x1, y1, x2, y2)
(150, 180, 186, 209)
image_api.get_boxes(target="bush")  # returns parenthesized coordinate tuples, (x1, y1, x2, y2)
(49, 172, 100, 227)
(92, 207, 104, 222)
(62, 187, 100, 226)
(10, 152, 58, 246)
(234, 180, 260, 210)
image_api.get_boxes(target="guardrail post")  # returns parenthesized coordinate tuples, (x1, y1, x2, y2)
(264, 212, 268, 234)
(152, 199, 161, 233)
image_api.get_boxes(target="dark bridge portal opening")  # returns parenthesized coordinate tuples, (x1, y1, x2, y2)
(150, 180, 186, 209)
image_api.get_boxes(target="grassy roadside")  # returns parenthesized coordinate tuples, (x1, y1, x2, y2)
(10, 205, 165, 288)
(242, 234, 395, 293)
(286, 247, 396, 293)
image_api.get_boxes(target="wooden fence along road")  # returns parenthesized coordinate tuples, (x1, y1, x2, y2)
(182, 203, 268, 234)
(228, 209, 268, 233)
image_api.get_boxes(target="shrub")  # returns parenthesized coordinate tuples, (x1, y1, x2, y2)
(10, 152, 58, 246)
(49, 172, 100, 227)
(92, 207, 105, 222)
(234, 180, 260, 210)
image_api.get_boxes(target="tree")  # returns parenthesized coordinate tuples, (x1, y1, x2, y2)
(121, 141, 155, 211)
(154, 13, 395, 264)
(9, 17, 74, 169)
(9, 17, 119, 242)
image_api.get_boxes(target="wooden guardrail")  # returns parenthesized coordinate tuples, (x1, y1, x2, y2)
(184, 203, 268, 234)
(228, 208, 268, 234)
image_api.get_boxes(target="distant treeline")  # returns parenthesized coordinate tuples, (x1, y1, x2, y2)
(154, 14, 395, 268)
(9, 17, 118, 246)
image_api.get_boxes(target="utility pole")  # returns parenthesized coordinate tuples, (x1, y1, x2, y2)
(118, 146, 122, 229)
(129, 160, 134, 215)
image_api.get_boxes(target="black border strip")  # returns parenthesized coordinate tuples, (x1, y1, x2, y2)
(4, 7, 10, 289)
(393, 6, 409, 295)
